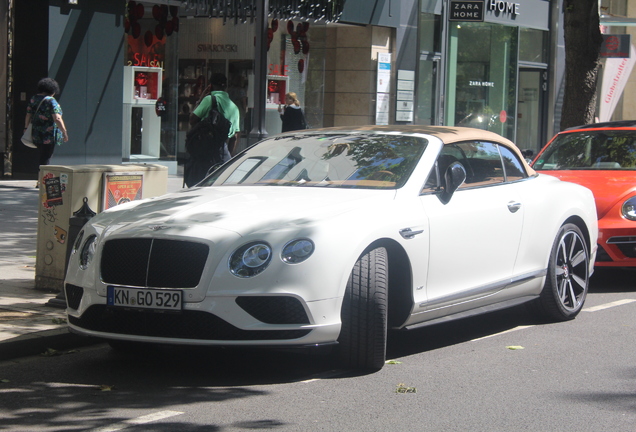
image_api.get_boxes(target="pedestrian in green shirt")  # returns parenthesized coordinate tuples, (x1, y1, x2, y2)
(190, 73, 241, 160)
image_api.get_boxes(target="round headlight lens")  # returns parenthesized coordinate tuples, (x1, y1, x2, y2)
(622, 197, 636, 221)
(282, 239, 315, 264)
(79, 234, 97, 270)
(230, 242, 272, 277)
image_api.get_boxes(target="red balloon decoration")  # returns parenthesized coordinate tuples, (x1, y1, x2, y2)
(271, 19, 279, 32)
(303, 22, 310, 32)
(152, 5, 162, 21)
(287, 20, 294, 34)
(302, 40, 310, 55)
(135, 3, 144, 20)
(132, 22, 141, 39)
(165, 20, 174, 36)
(296, 23, 304, 35)
(170, 6, 178, 17)
(124, 18, 130, 33)
(144, 30, 154, 47)
(155, 24, 164, 40)
(267, 28, 274, 42)
(298, 59, 305, 73)
(292, 40, 301, 54)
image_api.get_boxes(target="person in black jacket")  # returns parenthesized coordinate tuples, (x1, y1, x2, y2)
(278, 92, 307, 132)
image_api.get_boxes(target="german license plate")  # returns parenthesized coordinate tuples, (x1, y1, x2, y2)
(107, 286, 182, 311)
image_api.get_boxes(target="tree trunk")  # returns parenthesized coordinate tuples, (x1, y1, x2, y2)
(560, 0, 603, 130)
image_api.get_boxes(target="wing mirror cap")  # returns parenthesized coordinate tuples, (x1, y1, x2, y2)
(440, 161, 466, 204)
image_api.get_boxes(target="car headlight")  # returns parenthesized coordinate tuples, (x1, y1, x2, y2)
(282, 239, 315, 264)
(79, 234, 97, 270)
(229, 242, 272, 277)
(622, 197, 636, 221)
(72, 230, 84, 254)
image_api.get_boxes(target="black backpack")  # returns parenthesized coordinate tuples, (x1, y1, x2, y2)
(185, 96, 231, 163)
(183, 96, 232, 187)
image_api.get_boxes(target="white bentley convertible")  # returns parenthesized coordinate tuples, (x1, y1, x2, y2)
(65, 126, 598, 371)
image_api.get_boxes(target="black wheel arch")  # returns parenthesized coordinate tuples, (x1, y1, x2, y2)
(364, 239, 413, 329)
(563, 215, 593, 255)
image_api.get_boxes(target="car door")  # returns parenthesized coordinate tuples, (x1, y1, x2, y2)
(418, 141, 526, 312)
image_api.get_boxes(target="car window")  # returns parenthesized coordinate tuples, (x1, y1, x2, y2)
(456, 141, 504, 188)
(499, 145, 528, 181)
(201, 133, 428, 189)
(534, 130, 636, 170)
(422, 141, 524, 193)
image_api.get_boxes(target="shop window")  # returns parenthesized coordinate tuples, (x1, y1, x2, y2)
(519, 28, 548, 64)
(446, 22, 518, 141)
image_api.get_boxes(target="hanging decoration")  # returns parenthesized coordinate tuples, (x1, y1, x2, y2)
(125, 2, 179, 39)
(180, 0, 346, 24)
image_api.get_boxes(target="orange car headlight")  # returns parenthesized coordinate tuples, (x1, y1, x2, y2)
(622, 197, 636, 221)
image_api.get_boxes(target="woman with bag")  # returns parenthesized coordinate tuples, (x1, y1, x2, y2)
(23, 78, 69, 169)
(278, 92, 307, 132)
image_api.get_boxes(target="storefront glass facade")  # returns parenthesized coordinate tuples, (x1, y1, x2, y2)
(124, 3, 180, 168)
(445, 22, 518, 140)
(173, 17, 325, 154)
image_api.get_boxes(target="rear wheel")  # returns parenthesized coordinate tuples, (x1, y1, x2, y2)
(338, 247, 388, 371)
(535, 223, 590, 321)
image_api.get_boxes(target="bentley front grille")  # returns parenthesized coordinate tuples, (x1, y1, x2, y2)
(101, 239, 209, 288)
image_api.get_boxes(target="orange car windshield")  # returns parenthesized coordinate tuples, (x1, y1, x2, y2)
(535, 130, 636, 170)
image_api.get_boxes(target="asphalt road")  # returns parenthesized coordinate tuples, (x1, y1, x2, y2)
(1, 267, 635, 432)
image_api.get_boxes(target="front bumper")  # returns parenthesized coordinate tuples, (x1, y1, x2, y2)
(596, 224, 636, 267)
(65, 284, 343, 347)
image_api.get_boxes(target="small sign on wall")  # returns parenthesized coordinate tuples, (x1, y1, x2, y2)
(396, 70, 415, 122)
(601, 34, 631, 58)
(376, 53, 392, 125)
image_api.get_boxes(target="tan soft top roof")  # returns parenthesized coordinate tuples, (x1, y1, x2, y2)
(305, 125, 536, 175)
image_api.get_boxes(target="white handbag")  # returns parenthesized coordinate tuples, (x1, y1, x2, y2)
(21, 97, 50, 148)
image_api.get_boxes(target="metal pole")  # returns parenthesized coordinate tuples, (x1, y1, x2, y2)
(249, 0, 269, 145)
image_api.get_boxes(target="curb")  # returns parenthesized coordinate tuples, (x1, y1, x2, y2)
(0, 328, 102, 361)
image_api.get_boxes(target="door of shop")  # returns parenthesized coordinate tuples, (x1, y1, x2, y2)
(516, 69, 547, 156)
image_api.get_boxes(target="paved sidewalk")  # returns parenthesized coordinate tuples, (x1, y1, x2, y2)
(0, 174, 186, 361)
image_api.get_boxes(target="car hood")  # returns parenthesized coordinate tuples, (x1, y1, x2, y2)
(91, 186, 396, 237)
(539, 170, 636, 217)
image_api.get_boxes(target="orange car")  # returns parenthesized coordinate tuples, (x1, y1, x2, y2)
(532, 121, 636, 267)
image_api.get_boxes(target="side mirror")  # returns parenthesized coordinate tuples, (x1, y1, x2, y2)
(439, 161, 466, 204)
(521, 149, 534, 164)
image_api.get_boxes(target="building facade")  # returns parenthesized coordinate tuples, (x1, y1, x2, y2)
(6, 0, 631, 179)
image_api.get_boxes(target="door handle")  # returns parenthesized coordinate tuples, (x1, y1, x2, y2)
(507, 201, 522, 213)
(399, 228, 424, 239)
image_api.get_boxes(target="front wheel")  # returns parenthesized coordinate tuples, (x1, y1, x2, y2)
(338, 247, 388, 372)
(535, 223, 590, 321)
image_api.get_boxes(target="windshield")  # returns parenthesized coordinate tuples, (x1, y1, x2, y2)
(198, 133, 428, 189)
(534, 130, 636, 170)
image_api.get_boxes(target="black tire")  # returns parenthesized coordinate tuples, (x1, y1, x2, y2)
(338, 247, 388, 371)
(535, 223, 590, 321)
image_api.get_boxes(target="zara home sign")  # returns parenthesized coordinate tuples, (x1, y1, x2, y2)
(487, 0, 520, 16)
(449, 1, 484, 22)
